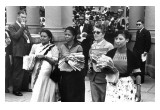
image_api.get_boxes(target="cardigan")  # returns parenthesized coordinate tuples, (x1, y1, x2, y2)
(106, 48, 140, 77)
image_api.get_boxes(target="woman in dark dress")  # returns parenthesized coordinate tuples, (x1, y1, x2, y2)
(58, 26, 85, 102)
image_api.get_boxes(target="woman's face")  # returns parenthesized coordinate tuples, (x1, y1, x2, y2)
(40, 32, 51, 45)
(93, 27, 104, 41)
(65, 30, 74, 42)
(114, 34, 128, 48)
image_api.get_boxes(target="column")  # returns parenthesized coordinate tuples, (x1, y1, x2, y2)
(6, 6, 20, 26)
(144, 6, 155, 78)
(127, 6, 145, 51)
(61, 6, 72, 28)
(26, 6, 41, 34)
(45, 6, 73, 42)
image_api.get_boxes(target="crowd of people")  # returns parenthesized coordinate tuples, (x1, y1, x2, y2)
(5, 6, 151, 102)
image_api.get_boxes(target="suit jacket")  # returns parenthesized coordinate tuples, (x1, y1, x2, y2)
(8, 22, 33, 57)
(133, 28, 151, 55)
(75, 23, 93, 59)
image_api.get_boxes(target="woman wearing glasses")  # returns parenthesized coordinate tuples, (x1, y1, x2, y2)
(88, 22, 114, 102)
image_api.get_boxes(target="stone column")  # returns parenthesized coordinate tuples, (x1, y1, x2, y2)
(45, 6, 73, 43)
(61, 6, 73, 28)
(6, 6, 20, 26)
(127, 6, 145, 51)
(144, 6, 155, 78)
(26, 6, 41, 34)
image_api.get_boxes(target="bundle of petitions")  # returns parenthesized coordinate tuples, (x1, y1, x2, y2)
(23, 55, 35, 71)
(58, 52, 85, 72)
(92, 54, 119, 84)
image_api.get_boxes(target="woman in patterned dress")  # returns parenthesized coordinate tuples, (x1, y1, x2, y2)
(105, 30, 141, 102)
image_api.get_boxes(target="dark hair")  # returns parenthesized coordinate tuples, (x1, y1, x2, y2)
(40, 29, 53, 43)
(65, 26, 78, 43)
(94, 22, 106, 34)
(115, 30, 131, 42)
(137, 19, 144, 24)
(17, 10, 27, 15)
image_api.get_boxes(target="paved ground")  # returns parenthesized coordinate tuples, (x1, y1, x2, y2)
(5, 75, 155, 102)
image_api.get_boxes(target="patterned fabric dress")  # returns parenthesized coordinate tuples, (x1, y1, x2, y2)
(29, 43, 59, 102)
(105, 51, 137, 102)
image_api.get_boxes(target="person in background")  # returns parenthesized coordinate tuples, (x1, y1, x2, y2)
(133, 19, 151, 83)
(75, 15, 93, 77)
(105, 30, 142, 102)
(88, 22, 114, 102)
(58, 26, 85, 102)
(8, 10, 33, 96)
(5, 29, 13, 93)
(30, 29, 59, 102)
(114, 8, 126, 31)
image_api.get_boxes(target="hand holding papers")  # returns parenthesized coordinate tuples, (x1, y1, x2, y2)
(141, 52, 147, 62)
(58, 53, 85, 72)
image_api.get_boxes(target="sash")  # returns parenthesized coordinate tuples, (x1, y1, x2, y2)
(33, 44, 55, 86)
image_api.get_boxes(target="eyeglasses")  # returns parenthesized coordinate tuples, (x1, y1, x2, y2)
(93, 31, 101, 34)
(136, 24, 141, 26)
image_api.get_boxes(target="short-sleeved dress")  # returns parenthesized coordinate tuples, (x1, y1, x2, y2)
(58, 42, 85, 102)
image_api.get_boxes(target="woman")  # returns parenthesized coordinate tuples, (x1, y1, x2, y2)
(88, 22, 114, 102)
(30, 29, 59, 102)
(58, 26, 85, 102)
(105, 30, 141, 102)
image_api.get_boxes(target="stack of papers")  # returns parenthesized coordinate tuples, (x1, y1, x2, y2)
(58, 53, 85, 72)
(23, 55, 35, 70)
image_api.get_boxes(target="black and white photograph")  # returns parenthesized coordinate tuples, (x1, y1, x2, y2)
(1, 0, 159, 109)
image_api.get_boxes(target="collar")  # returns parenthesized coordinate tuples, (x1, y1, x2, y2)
(16, 21, 21, 27)
(140, 27, 144, 32)
(94, 39, 105, 46)
(64, 41, 79, 49)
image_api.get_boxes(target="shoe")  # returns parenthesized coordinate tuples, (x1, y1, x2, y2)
(13, 91, 23, 96)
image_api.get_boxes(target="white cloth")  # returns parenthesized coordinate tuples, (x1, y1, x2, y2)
(30, 43, 59, 102)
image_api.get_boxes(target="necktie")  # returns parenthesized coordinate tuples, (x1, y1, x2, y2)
(23, 30, 30, 43)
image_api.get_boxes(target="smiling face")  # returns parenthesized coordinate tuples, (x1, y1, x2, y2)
(40, 32, 51, 45)
(114, 34, 128, 49)
(64, 29, 75, 42)
(93, 27, 104, 41)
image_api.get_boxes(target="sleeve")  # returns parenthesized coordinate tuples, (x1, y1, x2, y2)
(144, 30, 151, 53)
(8, 24, 25, 40)
(29, 44, 36, 56)
(77, 45, 83, 53)
(50, 45, 59, 61)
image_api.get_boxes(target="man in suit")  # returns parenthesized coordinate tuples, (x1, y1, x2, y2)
(133, 19, 151, 83)
(75, 15, 93, 77)
(8, 10, 33, 96)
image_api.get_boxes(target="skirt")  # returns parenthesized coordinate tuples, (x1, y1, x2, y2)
(105, 76, 137, 102)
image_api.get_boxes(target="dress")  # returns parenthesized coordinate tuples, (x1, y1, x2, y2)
(29, 43, 59, 102)
(58, 42, 85, 102)
(105, 49, 138, 102)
